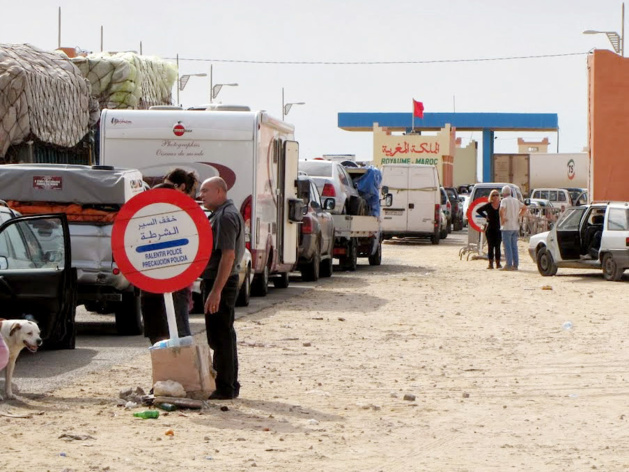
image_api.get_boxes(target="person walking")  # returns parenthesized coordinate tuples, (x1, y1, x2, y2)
(199, 177, 245, 400)
(499, 186, 526, 271)
(476, 190, 502, 269)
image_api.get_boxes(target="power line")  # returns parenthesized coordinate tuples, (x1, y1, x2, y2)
(166, 51, 588, 65)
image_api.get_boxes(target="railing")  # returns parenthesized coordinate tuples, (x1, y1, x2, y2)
(520, 207, 561, 238)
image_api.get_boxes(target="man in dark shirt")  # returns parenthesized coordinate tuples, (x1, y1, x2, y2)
(199, 177, 245, 400)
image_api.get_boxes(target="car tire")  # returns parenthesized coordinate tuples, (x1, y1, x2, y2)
(440, 228, 447, 239)
(251, 265, 269, 296)
(114, 292, 143, 336)
(447, 219, 452, 234)
(273, 272, 290, 288)
(431, 233, 440, 245)
(340, 238, 358, 271)
(454, 217, 463, 232)
(536, 247, 558, 276)
(602, 253, 624, 281)
(319, 256, 333, 278)
(368, 241, 382, 266)
(301, 250, 320, 282)
(236, 266, 251, 306)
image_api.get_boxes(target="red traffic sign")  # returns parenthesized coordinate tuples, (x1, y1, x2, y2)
(112, 189, 212, 294)
(466, 197, 490, 233)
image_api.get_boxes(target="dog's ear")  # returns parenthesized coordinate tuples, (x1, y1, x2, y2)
(9, 323, 22, 337)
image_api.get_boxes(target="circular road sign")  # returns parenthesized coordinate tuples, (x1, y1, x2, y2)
(466, 197, 490, 233)
(112, 189, 212, 294)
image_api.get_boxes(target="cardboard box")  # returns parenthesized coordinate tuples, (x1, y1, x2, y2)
(150, 343, 215, 400)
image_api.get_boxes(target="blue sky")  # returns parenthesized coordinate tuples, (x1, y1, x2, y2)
(3, 0, 625, 175)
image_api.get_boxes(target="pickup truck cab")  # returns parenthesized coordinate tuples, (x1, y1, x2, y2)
(528, 201, 629, 281)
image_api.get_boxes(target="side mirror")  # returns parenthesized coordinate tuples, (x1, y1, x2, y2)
(524, 198, 531, 205)
(45, 250, 63, 263)
(0, 256, 7, 270)
(323, 198, 335, 211)
(288, 198, 305, 223)
(384, 193, 393, 207)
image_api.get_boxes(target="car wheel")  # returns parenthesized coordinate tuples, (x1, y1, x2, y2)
(602, 253, 624, 281)
(319, 256, 333, 278)
(273, 271, 290, 288)
(454, 217, 463, 232)
(251, 265, 269, 297)
(236, 266, 251, 306)
(340, 238, 358, 271)
(368, 241, 382, 266)
(114, 292, 143, 336)
(536, 247, 558, 276)
(447, 219, 452, 234)
(301, 250, 320, 282)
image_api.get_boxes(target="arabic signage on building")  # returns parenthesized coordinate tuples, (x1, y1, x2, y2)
(372, 123, 456, 172)
(112, 189, 213, 293)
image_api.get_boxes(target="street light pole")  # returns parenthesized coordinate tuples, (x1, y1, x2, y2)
(583, 2, 625, 56)
(209, 64, 238, 103)
(282, 87, 305, 121)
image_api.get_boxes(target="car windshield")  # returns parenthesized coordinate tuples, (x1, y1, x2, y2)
(299, 161, 332, 178)
(473, 187, 501, 199)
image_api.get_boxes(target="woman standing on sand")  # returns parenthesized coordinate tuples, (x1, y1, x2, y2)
(475, 189, 502, 269)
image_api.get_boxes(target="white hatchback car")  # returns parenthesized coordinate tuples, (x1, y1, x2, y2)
(528, 201, 629, 281)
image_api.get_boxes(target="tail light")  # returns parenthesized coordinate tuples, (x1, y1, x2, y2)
(321, 183, 336, 197)
(434, 204, 440, 228)
(240, 195, 252, 250)
(113, 267, 120, 275)
(446, 201, 451, 211)
(626, 237, 629, 247)
(301, 215, 314, 234)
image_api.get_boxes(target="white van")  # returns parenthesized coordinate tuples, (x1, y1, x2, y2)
(381, 164, 442, 244)
(100, 108, 303, 297)
(529, 188, 571, 213)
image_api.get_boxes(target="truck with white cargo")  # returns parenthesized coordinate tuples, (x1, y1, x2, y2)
(99, 108, 304, 296)
(331, 166, 389, 270)
(380, 164, 442, 244)
(492, 153, 589, 197)
(0, 164, 146, 336)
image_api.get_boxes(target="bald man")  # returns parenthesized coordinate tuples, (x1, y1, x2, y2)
(199, 177, 245, 400)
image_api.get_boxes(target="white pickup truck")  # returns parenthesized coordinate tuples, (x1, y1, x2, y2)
(0, 164, 146, 334)
(528, 201, 629, 281)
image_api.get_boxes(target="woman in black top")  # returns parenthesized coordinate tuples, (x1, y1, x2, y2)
(476, 190, 502, 269)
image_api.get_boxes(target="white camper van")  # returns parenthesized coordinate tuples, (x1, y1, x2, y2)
(381, 164, 442, 244)
(100, 109, 304, 296)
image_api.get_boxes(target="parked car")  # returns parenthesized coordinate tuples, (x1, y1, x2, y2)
(528, 201, 629, 281)
(296, 176, 336, 281)
(529, 188, 571, 213)
(444, 187, 463, 231)
(439, 187, 452, 235)
(564, 188, 589, 206)
(469, 182, 524, 204)
(0, 202, 77, 349)
(299, 159, 365, 215)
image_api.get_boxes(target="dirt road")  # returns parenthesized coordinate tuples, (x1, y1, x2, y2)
(2, 232, 628, 471)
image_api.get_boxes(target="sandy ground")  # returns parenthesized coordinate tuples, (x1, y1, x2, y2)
(1, 232, 629, 472)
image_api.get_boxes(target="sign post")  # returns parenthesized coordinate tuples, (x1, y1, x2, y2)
(112, 189, 213, 344)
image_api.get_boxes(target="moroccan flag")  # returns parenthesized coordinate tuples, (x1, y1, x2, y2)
(413, 99, 424, 118)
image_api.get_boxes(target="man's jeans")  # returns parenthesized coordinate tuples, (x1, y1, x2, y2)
(501, 230, 519, 268)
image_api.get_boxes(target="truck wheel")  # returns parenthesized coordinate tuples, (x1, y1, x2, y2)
(368, 242, 382, 266)
(251, 265, 269, 296)
(319, 256, 333, 278)
(114, 292, 143, 336)
(236, 266, 251, 307)
(536, 247, 558, 276)
(340, 239, 358, 271)
(273, 272, 290, 288)
(431, 230, 440, 245)
(602, 253, 624, 281)
(302, 251, 321, 282)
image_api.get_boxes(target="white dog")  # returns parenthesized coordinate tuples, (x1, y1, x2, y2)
(0, 319, 42, 400)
